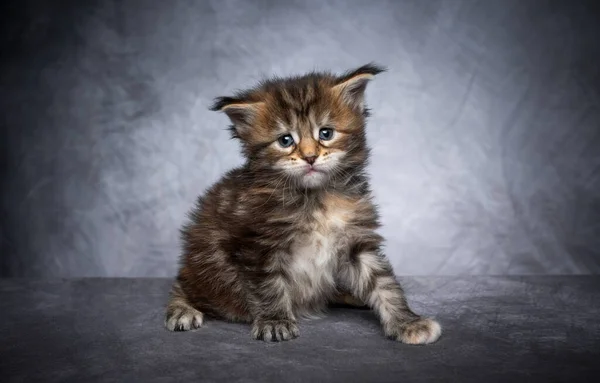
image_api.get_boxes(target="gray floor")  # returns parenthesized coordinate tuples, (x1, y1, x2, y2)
(1, 277, 599, 382)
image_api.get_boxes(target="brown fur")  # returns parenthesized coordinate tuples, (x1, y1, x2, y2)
(165, 64, 442, 343)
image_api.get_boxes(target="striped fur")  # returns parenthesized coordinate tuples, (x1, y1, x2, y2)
(165, 64, 441, 344)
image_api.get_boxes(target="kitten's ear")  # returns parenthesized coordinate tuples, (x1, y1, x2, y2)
(210, 96, 264, 137)
(332, 63, 386, 112)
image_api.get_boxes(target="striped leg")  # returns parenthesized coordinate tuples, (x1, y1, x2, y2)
(337, 244, 441, 344)
(249, 258, 299, 342)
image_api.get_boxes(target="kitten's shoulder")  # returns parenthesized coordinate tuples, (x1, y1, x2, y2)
(193, 167, 247, 209)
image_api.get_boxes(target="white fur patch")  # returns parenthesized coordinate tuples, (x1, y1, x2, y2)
(400, 318, 442, 345)
(424, 319, 442, 344)
(291, 131, 300, 144)
(289, 230, 338, 305)
(301, 171, 327, 188)
(288, 204, 351, 310)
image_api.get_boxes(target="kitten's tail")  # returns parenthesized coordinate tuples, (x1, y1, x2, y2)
(164, 281, 204, 331)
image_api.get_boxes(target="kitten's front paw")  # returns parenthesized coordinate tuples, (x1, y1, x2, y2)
(386, 317, 442, 345)
(164, 308, 204, 331)
(251, 319, 299, 342)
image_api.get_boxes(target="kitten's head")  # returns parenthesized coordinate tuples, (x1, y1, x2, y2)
(210, 63, 385, 189)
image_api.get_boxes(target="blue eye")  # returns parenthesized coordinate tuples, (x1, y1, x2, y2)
(319, 127, 334, 141)
(278, 134, 295, 148)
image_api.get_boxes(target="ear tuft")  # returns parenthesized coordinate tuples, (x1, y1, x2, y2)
(209, 96, 242, 112)
(335, 63, 387, 85)
(333, 63, 386, 112)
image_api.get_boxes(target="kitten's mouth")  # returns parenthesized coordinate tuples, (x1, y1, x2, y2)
(305, 167, 322, 175)
(299, 166, 327, 188)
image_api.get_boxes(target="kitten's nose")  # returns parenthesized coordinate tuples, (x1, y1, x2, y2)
(304, 155, 317, 165)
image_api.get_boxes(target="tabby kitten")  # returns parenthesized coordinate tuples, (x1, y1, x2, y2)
(165, 64, 442, 344)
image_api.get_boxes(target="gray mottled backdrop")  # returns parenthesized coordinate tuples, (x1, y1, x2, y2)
(1, 0, 599, 277)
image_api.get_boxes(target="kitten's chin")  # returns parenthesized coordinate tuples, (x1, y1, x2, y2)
(299, 171, 328, 189)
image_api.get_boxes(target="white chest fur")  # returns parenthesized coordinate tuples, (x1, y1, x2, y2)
(288, 202, 352, 308)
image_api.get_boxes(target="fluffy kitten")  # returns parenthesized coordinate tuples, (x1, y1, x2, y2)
(165, 64, 442, 344)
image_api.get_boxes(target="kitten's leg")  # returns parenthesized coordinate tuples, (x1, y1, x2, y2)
(249, 264, 299, 342)
(338, 244, 441, 345)
(164, 281, 204, 331)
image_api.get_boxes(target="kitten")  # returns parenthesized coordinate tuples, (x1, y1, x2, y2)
(165, 64, 442, 344)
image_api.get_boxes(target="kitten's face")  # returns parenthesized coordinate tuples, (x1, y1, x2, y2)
(211, 64, 385, 189)
(261, 92, 363, 189)
(269, 119, 347, 189)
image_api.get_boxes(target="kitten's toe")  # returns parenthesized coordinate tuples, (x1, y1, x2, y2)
(386, 317, 441, 345)
(165, 308, 204, 331)
(251, 319, 299, 342)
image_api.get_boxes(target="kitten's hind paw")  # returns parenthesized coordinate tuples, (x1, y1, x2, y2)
(386, 317, 442, 345)
(251, 319, 299, 342)
(165, 307, 204, 331)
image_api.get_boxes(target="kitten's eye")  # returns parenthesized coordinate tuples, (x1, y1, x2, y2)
(277, 134, 295, 148)
(319, 127, 334, 141)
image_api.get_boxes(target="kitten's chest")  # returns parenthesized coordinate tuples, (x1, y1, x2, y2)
(290, 227, 342, 276)
(288, 197, 355, 303)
